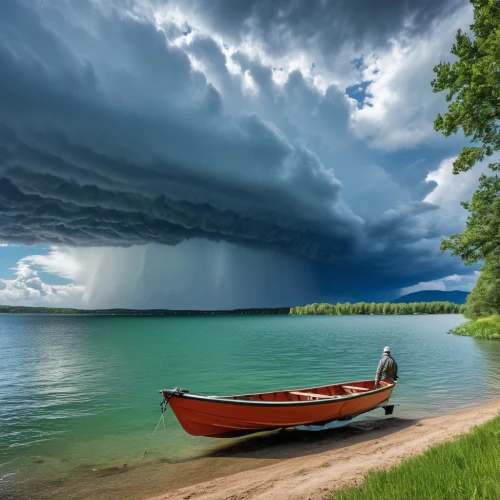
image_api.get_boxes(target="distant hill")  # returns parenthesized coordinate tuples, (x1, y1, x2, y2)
(393, 290, 468, 304)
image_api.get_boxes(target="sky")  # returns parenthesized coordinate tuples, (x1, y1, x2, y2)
(0, 0, 484, 309)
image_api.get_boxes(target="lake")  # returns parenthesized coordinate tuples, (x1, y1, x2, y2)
(1, 314, 500, 499)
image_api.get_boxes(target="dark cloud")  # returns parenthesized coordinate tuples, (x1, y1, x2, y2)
(184, 0, 466, 56)
(0, 0, 362, 260)
(0, 0, 476, 305)
(367, 202, 439, 243)
(313, 252, 475, 303)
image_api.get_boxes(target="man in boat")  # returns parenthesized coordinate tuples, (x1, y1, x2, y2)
(374, 346, 398, 389)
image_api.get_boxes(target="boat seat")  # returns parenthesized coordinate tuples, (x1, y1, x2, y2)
(341, 385, 369, 392)
(289, 391, 338, 399)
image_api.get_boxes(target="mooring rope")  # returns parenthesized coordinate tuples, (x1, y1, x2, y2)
(128, 396, 171, 464)
(132, 413, 165, 462)
(90, 397, 172, 472)
(162, 412, 168, 435)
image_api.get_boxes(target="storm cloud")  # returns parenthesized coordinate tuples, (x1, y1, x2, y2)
(0, 0, 364, 260)
(0, 0, 481, 307)
(179, 0, 465, 55)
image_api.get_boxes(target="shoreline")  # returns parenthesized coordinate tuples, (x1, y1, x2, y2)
(146, 398, 500, 500)
(8, 398, 500, 500)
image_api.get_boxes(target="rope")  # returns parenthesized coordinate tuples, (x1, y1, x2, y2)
(162, 412, 168, 435)
(128, 397, 171, 464)
(90, 397, 172, 473)
(129, 413, 165, 464)
(143, 413, 165, 455)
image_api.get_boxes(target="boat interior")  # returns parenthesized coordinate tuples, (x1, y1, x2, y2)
(213, 380, 390, 402)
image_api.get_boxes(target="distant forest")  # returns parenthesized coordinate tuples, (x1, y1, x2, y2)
(0, 302, 465, 316)
(0, 305, 290, 315)
(290, 301, 465, 315)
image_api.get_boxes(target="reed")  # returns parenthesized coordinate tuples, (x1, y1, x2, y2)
(449, 315, 500, 340)
(332, 415, 500, 500)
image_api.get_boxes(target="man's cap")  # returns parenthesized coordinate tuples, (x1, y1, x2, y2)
(383, 346, 391, 353)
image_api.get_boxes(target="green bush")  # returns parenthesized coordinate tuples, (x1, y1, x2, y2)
(449, 315, 500, 340)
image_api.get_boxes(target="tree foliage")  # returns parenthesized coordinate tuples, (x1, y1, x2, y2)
(432, 0, 500, 266)
(290, 301, 465, 315)
(464, 251, 500, 317)
(432, 0, 500, 320)
(441, 174, 500, 263)
(432, 0, 500, 175)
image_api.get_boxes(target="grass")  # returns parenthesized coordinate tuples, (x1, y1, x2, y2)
(331, 416, 500, 500)
(448, 315, 500, 340)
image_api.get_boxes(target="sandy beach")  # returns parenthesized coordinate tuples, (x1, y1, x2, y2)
(13, 399, 500, 500)
(146, 399, 500, 500)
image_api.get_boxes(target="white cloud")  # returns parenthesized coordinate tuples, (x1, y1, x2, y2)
(146, 0, 474, 156)
(423, 156, 489, 233)
(349, 4, 473, 150)
(0, 249, 85, 306)
(0, 278, 84, 306)
(400, 271, 479, 295)
(425, 158, 486, 207)
(19, 248, 84, 281)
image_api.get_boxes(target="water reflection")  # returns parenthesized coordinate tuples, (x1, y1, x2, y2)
(472, 338, 500, 393)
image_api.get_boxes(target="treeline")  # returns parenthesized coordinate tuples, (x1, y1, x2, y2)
(0, 305, 81, 314)
(0, 303, 466, 316)
(290, 301, 465, 315)
(0, 305, 291, 316)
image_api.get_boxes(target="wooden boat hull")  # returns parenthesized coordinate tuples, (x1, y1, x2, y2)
(160, 379, 395, 437)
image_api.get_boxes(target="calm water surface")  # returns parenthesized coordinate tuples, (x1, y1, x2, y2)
(1, 314, 500, 498)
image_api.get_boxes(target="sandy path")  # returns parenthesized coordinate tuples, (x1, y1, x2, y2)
(148, 399, 500, 500)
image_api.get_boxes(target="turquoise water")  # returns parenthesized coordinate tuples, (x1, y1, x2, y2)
(1, 314, 500, 498)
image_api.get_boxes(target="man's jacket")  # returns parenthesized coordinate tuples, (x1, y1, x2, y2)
(375, 354, 398, 383)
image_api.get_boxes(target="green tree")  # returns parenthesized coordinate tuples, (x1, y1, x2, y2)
(432, 0, 500, 318)
(440, 174, 500, 264)
(432, 0, 500, 261)
(432, 0, 500, 178)
(287, 301, 464, 316)
(465, 251, 500, 317)
(357, 302, 365, 314)
(316, 303, 332, 315)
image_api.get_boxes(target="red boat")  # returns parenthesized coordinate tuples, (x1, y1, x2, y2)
(160, 379, 396, 437)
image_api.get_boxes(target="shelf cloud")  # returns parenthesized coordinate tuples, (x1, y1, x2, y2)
(0, 0, 480, 307)
(0, 0, 362, 260)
